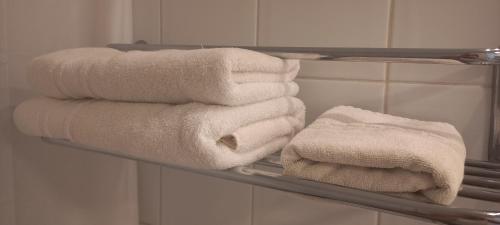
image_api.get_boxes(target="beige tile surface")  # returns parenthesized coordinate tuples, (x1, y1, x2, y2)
(388, 64, 493, 86)
(392, 0, 500, 48)
(6, 0, 132, 54)
(389, 0, 500, 85)
(258, 0, 390, 48)
(258, 0, 390, 81)
(138, 163, 161, 225)
(13, 135, 139, 225)
(7, 1, 138, 225)
(133, 0, 161, 44)
(161, 0, 256, 45)
(296, 78, 385, 124)
(160, 167, 252, 225)
(379, 197, 500, 225)
(6, 53, 35, 90)
(299, 61, 385, 81)
(0, 0, 15, 223)
(387, 83, 491, 160)
(253, 186, 378, 225)
(0, 46, 15, 225)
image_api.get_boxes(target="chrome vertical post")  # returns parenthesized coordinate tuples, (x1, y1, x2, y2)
(489, 65, 500, 162)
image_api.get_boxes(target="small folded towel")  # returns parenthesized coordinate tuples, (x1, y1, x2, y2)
(14, 97, 305, 169)
(281, 106, 466, 205)
(28, 47, 300, 106)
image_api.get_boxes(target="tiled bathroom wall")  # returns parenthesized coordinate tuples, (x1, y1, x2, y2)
(0, 0, 16, 224)
(3, 1, 138, 225)
(134, 0, 500, 225)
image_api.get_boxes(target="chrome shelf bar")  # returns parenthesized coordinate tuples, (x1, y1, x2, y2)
(466, 159, 500, 170)
(42, 138, 500, 225)
(465, 166, 500, 178)
(463, 175, 500, 189)
(108, 43, 500, 65)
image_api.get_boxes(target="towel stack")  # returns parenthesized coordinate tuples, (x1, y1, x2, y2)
(14, 47, 306, 169)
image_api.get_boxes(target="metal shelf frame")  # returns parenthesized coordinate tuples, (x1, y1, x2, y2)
(43, 43, 500, 225)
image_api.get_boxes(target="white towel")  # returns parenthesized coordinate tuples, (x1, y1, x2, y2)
(28, 47, 300, 106)
(281, 106, 466, 205)
(14, 97, 305, 169)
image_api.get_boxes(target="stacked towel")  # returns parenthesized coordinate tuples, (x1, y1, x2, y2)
(14, 97, 304, 169)
(14, 47, 305, 169)
(281, 106, 465, 205)
(28, 48, 300, 106)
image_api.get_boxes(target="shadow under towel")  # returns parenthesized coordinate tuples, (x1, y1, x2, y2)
(28, 47, 300, 106)
(14, 97, 305, 169)
(281, 106, 466, 205)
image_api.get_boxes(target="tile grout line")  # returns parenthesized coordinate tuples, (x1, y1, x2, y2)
(157, 1, 164, 223)
(250, 185, 255, 225)
(255, 0, 260, 47)
(383, 0, 395, 115)
(251, 1, 259, 224)
(158, 166, 163, 225)
(3, 1, 16, 224)
(296, 76, 492, 88)
(159, 0, 164, 44)
(380, 0, 395, 221)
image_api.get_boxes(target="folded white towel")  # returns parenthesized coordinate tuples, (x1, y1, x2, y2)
(28, 47, 300, 106)
(14, 97, 305, 169)
(281, 106, 465, 205)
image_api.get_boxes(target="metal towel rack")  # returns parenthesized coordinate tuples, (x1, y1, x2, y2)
(44, 43, 500, 225)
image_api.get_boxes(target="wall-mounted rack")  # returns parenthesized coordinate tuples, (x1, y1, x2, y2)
(109, 43, 500, 162)
(43, 43, 500, 225)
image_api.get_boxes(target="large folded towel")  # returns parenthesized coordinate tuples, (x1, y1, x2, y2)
(14, 97, 305, 169)
(28, 48, 300, 106)
(281, 106, 466, 205)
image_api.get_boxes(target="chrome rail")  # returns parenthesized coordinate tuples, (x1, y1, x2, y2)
(42, 138, 500, 225)
(108, 43, 500, 65)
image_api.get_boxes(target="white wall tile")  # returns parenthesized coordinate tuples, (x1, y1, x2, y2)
(258, 0, 390, 81)
(296, 79, 385, 124)
(0, 0, 15, 223)
(0, 62, 15, 225)
(258, 0, 390, 48)
(379, 214, 432, 225)
(133, 0, 161, 44)
(138, 163, 161, 225)
(0, 0, 5, 54)
(392, 0, 500, 49)
(6, 0, 132, 55)
(160, 168, 252, 225)
(13, 135, 139, 225)
(7, 1, 138, 225)
(253, 186, 378, 225)
(161, 0, 256, 45)
(387, 83, 491, 160)
(300, 61, 385, 81)
(6, 53, 36, 91)
(389, 0, 500, 85)
(389, 64, 493, 86)
(379, 197, 500, 225)
(0, 141, 15, 225)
